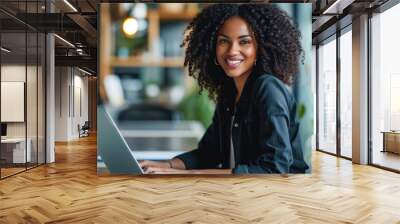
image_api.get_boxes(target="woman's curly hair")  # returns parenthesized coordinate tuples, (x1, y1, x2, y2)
(182, 3, 303, 101)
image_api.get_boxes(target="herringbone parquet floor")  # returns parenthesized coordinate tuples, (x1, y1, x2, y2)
(1, 134, 400, 223)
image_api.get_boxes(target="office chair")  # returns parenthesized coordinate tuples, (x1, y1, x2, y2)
(78, 121, 90, 138)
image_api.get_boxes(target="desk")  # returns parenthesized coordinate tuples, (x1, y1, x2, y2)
(97, 120, 204, 167)
(381, 131, 400, 154)
(1, 138, 31, 163)
(118, 121, 205, 160)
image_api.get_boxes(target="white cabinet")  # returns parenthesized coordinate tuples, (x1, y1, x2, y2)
(1, 138, 32, 163)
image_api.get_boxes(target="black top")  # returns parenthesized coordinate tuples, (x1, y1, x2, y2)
(175, 73, 309, 174)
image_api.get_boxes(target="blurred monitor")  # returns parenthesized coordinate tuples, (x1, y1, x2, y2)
(1, 123, 7, 138)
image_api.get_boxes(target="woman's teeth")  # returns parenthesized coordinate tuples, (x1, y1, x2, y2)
(226, 59, 243, 67)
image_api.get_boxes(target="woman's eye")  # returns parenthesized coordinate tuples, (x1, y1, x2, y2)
(218, 39, 228, 44)
(240, 40, 251, 45)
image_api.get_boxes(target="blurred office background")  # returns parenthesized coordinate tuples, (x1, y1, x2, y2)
(100, 3, 214, 126)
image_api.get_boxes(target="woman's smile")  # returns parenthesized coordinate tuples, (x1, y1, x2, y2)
(225, 57, 244, 69)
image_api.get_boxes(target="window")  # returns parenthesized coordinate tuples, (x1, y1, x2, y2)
(339, 28, 352, 158)
(371, 3, 400, 171)
(312, 45, 317, 151)
(317, 37, 337, 154)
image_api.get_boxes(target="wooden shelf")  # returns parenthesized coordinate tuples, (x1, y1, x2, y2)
(110, 56, 184, 68)
(141, 9, 197, 21)
(158, 10, 198, 21)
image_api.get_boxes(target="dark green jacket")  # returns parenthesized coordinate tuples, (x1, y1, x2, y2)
(175, 74, 309, 174)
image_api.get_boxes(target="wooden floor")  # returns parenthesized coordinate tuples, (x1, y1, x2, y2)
(1, 163, 45, 178)
(1, 135, 400, 223)
(1, 167, 26, 178)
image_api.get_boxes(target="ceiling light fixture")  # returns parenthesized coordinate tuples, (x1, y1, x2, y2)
(1, 47, 11, 53)
(323, 0, 341, 14)
(63, 0, 78, 12)
(54, 34, 75, 48)
(322, 0, 354, 15)
(78, 67, 93, 76)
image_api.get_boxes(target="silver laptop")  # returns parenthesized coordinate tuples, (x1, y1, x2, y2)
(97, 105, 144, 174)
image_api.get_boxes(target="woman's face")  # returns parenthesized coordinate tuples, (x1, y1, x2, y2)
(216, 16, 257, 79)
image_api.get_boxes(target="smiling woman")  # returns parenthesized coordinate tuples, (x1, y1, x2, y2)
(139, 3, 309, 174)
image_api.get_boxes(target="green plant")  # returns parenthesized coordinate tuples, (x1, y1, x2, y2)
(178, 88, 215, 128)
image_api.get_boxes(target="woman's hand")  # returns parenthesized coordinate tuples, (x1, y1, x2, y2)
(143, 167, 232, 175)
(139, 159, 231, 174)
(139, 158, 187, 172)
(143, 166, 194, 174)
(139, 160, 171, 170)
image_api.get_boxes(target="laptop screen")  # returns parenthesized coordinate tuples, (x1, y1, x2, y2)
(97, 105, 143, 174)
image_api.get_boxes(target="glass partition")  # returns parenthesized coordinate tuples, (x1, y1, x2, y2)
(0, 30, 28, 177)
(0, 0, 46, 179)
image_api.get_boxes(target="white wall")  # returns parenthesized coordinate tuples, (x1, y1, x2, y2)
(1, 65, 37, 138)
(55, 67, 89, 141)
(1, 65, 26, 141)
(55, 66, 69, 141)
